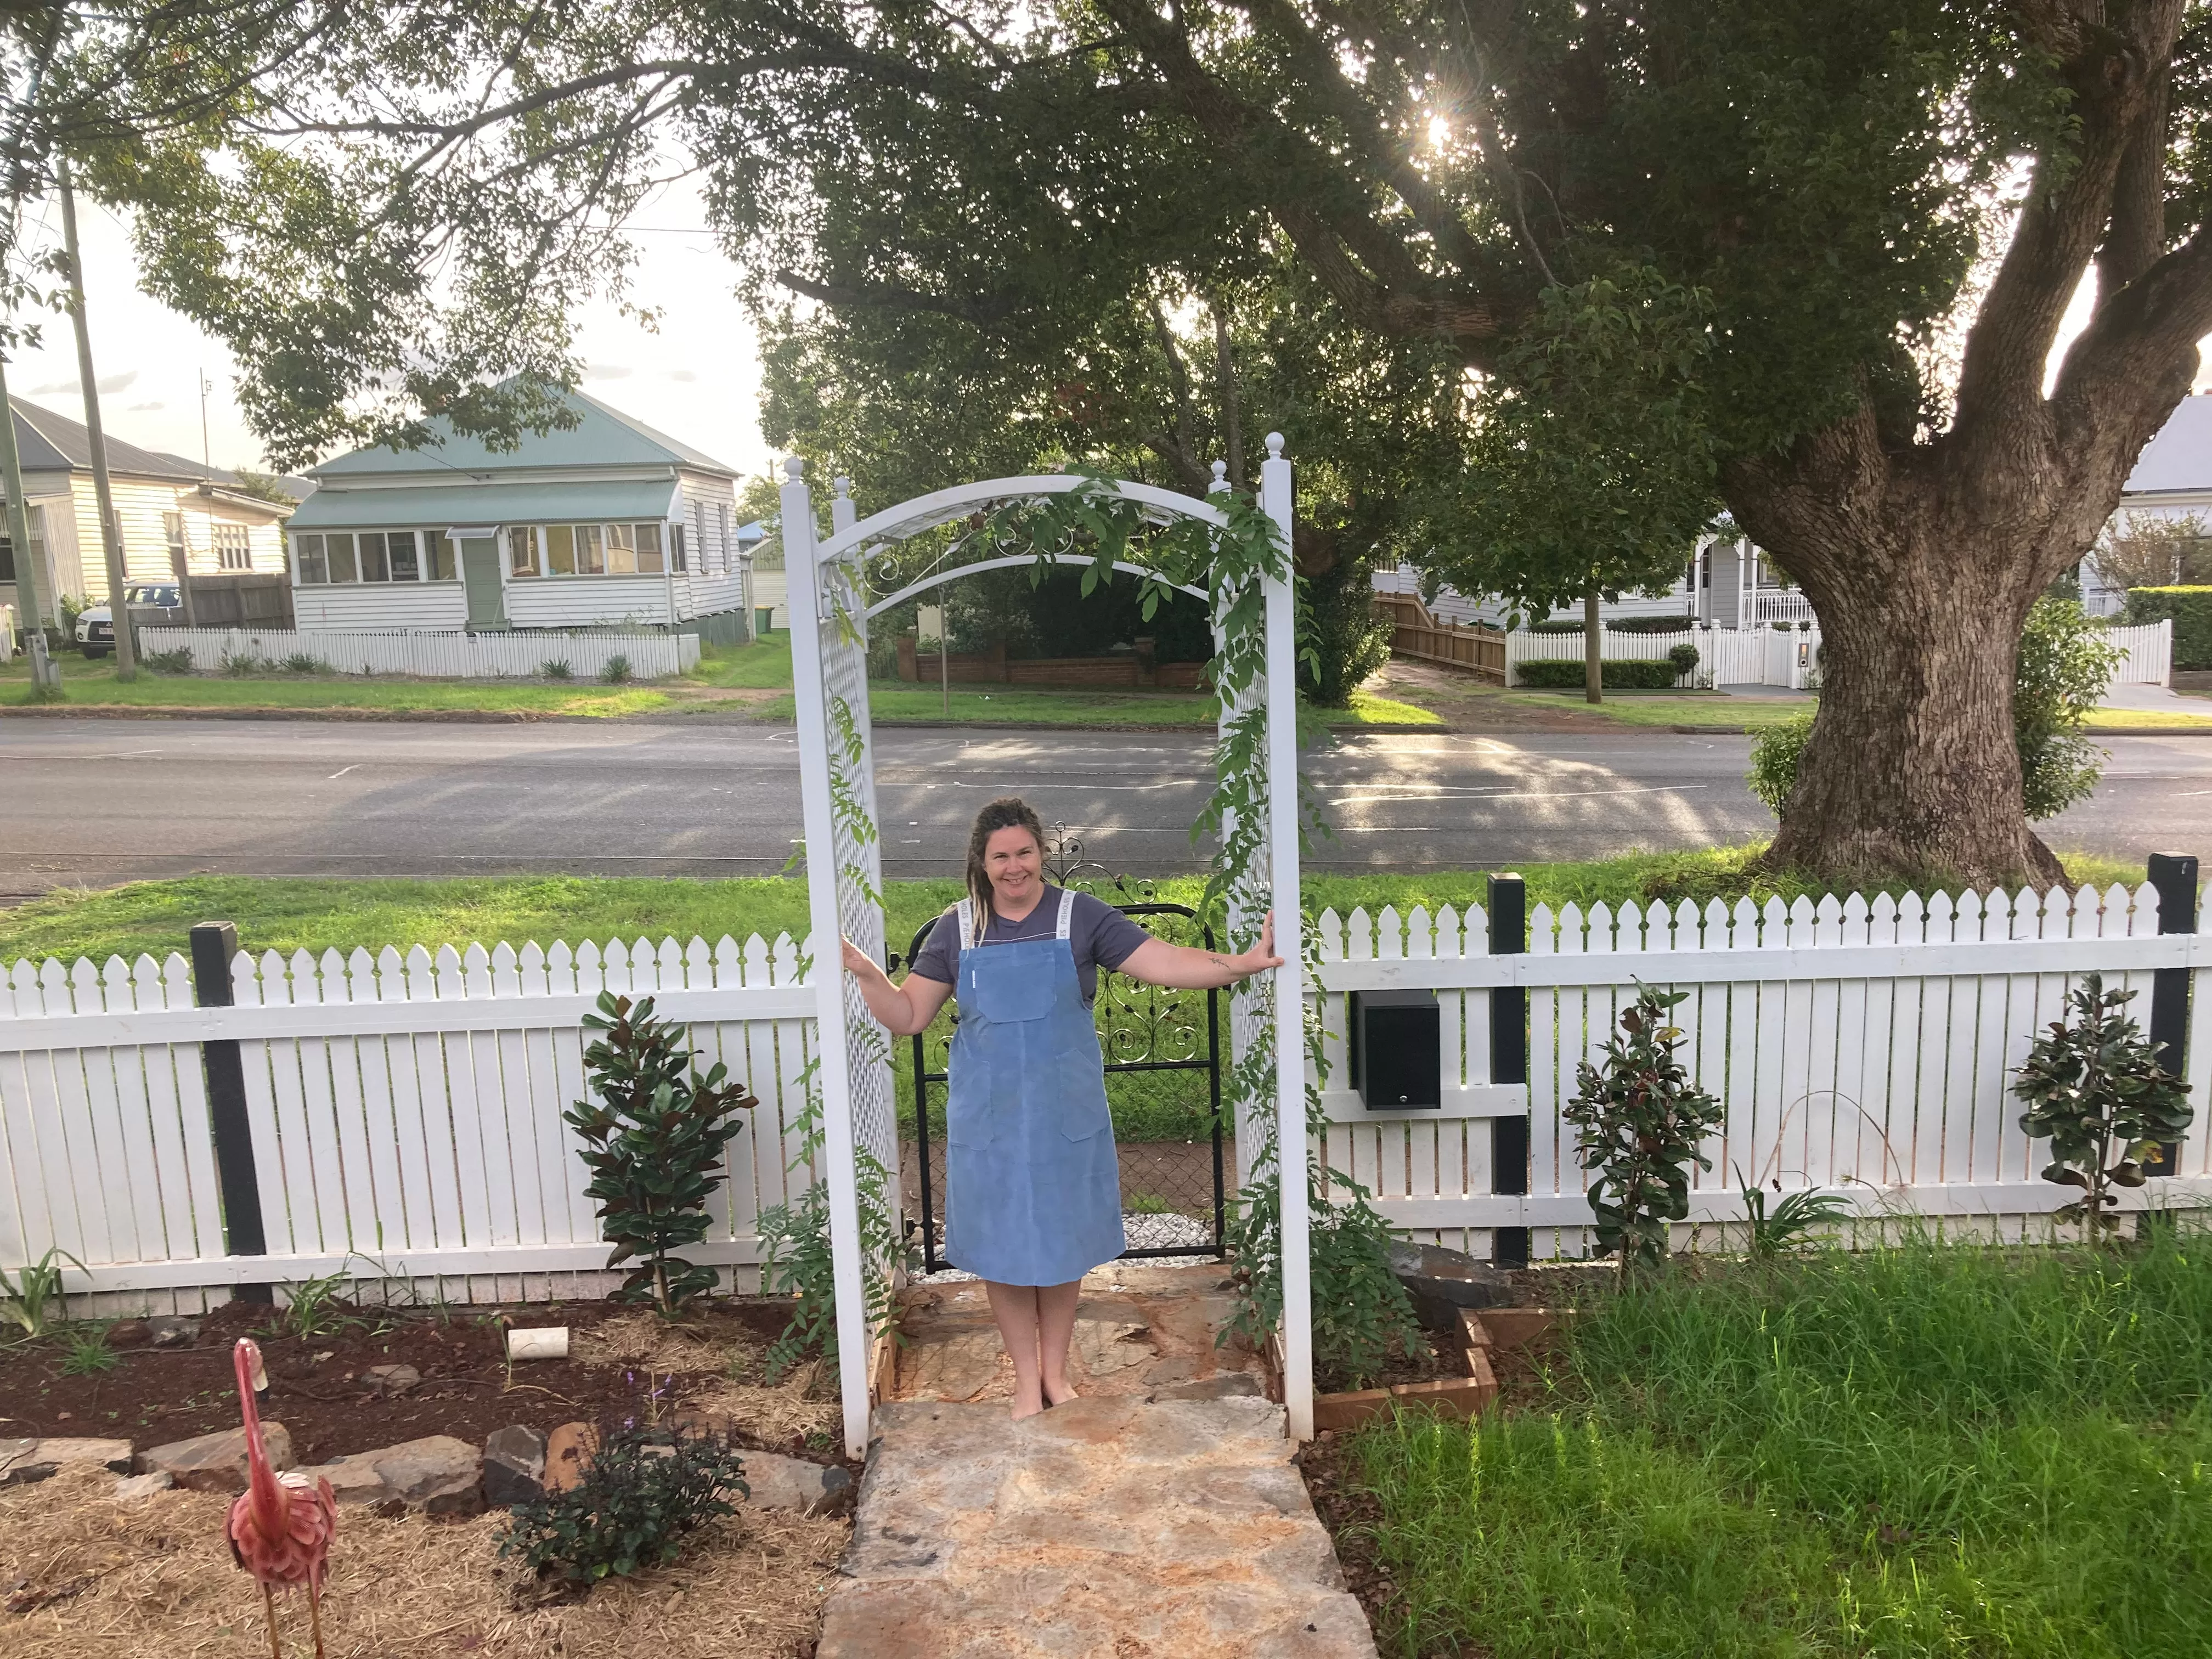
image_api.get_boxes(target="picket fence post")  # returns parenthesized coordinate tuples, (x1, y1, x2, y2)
(189, 921, 271, 1302)
(1488, 872, 1532, 1267)
(2148, 852, 2199, 1177)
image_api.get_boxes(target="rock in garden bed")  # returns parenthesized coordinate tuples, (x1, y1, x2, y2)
(0, 1295, 852, 1477)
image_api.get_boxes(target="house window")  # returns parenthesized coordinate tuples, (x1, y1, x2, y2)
(671, 524, 687, 573)
(718, 504, 730, 573)
(359, 531, 392, 582)
(605, 522, 636, 575)
(163, 511, 188, 566)
(387, 529, 420, 581)
(695, 498, 712, 573)
(213, 523, 252, 570)
(294, 533, 326, 584)
(430, 534, 457, 580)
(574, 524, 605, 575)
(508, 526, 540, 578)
(326, 532, 358, 583)
(636, 522, 664, 575)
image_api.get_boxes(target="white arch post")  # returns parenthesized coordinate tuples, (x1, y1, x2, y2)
(783, 450, 1313, 1455)
(1260, 438, 1312, 1443)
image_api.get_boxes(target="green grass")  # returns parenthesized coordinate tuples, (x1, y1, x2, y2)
(2084, 704, 2212, 729)
(691, 630, 794, 689)
(1500, 689, 1819, 728)
(0, 847, 2148, 966)
(1348, 1228, 2212, 1659)
(0, 655, 674, 716)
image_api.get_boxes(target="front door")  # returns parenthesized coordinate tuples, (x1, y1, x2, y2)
(460, 536, 506, 629)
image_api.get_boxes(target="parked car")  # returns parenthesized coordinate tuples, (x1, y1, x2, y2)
(75, 583, 183, 657)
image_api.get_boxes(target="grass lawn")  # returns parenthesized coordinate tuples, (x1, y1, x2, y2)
(2084, 704, 2212, 728)
(0, 654, 676, 716)
(0, 846, 2148, 966)
(1345, 1230, 2212, 1659)
(1497, 689, 1819, 728)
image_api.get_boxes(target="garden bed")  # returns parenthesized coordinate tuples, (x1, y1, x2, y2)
(0, 1295, 853, 1474)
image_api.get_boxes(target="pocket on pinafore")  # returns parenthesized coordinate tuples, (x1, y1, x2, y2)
(964, 953, 1053, 1023)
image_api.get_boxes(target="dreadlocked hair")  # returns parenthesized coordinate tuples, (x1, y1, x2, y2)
(963, 796, 1047, 946)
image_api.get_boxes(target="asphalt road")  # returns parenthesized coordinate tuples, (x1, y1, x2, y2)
(4, 718, 2210, 896)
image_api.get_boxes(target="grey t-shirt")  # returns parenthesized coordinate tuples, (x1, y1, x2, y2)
(906, 885, 1155, 1006)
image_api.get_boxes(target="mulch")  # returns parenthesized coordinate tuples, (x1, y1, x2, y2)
(0, 1295, 854, 1472)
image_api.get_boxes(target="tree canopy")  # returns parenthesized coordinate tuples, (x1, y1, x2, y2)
(13, 1, 2212, 878)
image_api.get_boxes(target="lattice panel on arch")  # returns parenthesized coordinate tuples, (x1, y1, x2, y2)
(1218, 676, 1284, 1190)
(815, 558, 901, 1184)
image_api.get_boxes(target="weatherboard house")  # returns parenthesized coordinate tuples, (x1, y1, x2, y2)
(286, 386, 757, 640)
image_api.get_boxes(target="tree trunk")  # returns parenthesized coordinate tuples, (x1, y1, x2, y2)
(1583, 588, 1602, 704)
(1762, 544, 2063, 888)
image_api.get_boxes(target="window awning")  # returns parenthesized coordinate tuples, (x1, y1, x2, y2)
(287, 477, 680, 532)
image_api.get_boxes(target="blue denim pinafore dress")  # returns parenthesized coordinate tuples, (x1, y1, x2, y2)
(943, 889, 1126, 1285)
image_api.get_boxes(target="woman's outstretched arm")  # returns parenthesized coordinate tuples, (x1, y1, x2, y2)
(1117, 911, 1285, 990)
(840, 938, 955, 1035)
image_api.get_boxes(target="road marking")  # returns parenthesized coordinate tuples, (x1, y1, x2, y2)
(96, 749, 163, 759)
(328, 765, 359, 779)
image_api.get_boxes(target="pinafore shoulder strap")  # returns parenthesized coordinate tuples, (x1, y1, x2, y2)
(1055, 887, 1076, 940)
(956, 896, 977, 950)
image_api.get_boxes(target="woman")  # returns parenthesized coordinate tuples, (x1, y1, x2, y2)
(842, 796, 1281, 1419)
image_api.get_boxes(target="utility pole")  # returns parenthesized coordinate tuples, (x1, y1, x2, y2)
(57, 159, 135, 676)
(0, 346, 60, 695)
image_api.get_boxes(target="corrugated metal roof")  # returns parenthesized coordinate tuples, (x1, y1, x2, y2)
(289, 476, 680, 531)
(8, 397, 214, 483)
(308, 381, 738, 481)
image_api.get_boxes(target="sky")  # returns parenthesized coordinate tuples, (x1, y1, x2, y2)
(3, 173, 771, 483)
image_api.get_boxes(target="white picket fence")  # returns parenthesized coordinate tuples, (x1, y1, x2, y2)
(1506, 628, 1701, 688)
(1311, 884, 2212, 1260)
(138, 626, 698, 680)
(7, 884, 2211, 1312)
(0, 934, 820, 1313)
(2107, 618, 2174, 686)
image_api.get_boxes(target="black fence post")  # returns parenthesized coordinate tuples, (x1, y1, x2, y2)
(190, 921, 272, 1304)
(1489, 873, 1532, 1268)
(2146, 854, 2199, 1179)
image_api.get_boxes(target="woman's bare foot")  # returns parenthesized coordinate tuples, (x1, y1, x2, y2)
(1042, 1375, 1079, 1408)
(1011, 1386, 1047, 1420)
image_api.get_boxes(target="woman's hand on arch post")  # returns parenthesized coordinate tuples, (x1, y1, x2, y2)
(1119, 910, 1287, 991)
(839, 936, 953, 1036)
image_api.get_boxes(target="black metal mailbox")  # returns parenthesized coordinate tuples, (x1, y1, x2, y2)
(1348, 988, 1442, 1109)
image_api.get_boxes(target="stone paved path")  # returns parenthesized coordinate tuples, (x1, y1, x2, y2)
(816, 1395, 1378, 1658)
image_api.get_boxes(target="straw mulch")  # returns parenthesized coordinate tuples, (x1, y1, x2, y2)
(1, 1465, 847, 1658)
(573, 1312, 842, 1444)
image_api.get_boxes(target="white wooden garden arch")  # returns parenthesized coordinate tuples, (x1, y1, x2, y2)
(782, 438, 1314, 1457)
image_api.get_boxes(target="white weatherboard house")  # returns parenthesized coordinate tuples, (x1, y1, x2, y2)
(0, 397, 294, 617)
(2082, 391, 2212, 614)
(287, 386, 754, 641)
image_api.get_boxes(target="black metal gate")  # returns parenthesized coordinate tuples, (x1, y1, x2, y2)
(898, 901, 1226, 1273)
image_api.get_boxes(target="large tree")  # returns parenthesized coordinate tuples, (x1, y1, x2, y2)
(17, 1, 2212, 882)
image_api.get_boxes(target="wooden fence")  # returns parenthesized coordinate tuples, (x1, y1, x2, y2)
(8, 881, 2212, 1312)
(138, 625, 698, 680)
(1374, 593, 1506, 681)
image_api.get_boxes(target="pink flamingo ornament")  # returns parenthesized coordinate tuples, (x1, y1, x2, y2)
(224, 1337, 337, 1658)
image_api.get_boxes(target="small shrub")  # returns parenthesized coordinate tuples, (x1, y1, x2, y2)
(57, 1323, 117, 1375)
(1667, 642, 1700, 676)
(141, 647, 195, 673)
(1517, 658, 1680, 690)
(0, 1247, 83, 1339)
(567, 991, 757, 1311)
(757, 1144, 905, 1378)
(540, 658, 574, 680)
(281, 652, 331, 674)
(1563, 985, 1726, 1269)
(1748, 710, 1816, 812)
(2014, 973, 2192, 1240)
(499, 1423, 747, 1587)
(1738, 1173, 1852, 1261)
(600, 653, 634, 684)
(219, 650, 273, 675)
